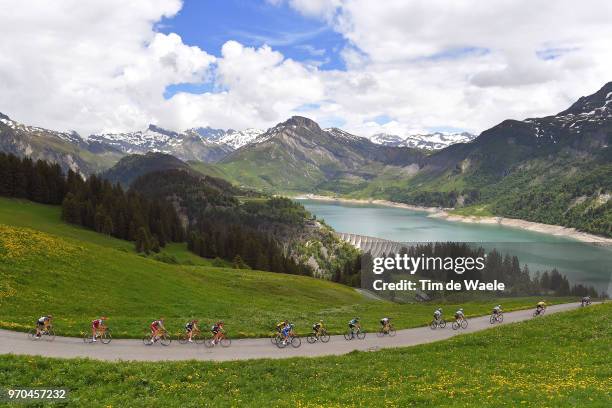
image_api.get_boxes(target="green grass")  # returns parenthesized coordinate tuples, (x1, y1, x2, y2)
(0, 197, 573, 339)
(1, 303, 609, 407)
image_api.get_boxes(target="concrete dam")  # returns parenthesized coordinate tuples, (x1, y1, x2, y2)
(336, 232, 407, 256)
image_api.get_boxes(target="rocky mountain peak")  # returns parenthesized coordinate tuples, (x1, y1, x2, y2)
(279, 116, 321, 133)
(557, 81, 612, 116)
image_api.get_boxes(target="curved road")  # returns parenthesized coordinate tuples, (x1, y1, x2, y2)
(0, 303, 583, 362)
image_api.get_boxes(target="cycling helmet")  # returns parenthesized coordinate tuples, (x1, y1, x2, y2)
(496, 305, 501, 308)
(459, 308, 464, 312)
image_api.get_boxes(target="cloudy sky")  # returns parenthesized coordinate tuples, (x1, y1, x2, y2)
(1, 0, 612, 137)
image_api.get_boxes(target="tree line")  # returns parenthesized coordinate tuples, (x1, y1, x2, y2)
(0, 153, 184, 253)
(188, 218, 312, 276)
(0, 153, 66, 204)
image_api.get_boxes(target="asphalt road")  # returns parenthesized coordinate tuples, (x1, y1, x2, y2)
(0, 303, 583, 362)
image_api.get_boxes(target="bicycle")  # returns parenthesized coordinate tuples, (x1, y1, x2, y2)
(277, 331, 301, 348)
(430, 318, 447, 329)
(178, 328, 205, 345)
(452, 318, 468, 330)
(204, 331, 231, 348)
(344, 326, 366, 340)
(83, 327, 112, 344)
(143, 328, 171, 346)
(533, 308, 546, 317)
(489, 313, 504, 324)
(377, 324, 396, 337)
(28, 326, 55, 342)
(306, 329, 330, 343)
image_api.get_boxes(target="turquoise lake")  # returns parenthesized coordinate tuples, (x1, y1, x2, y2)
(299, 199, 612, 295)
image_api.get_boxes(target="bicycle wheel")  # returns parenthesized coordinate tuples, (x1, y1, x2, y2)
(46, 329, 56, 341)
(489, 315, 495, 324)
(452, 321, 460, 330)
(160, 334, 171, 346)
(271, 334, 280, 345)
(388, 327, 396, 337)
(498, 314, 504, 323)
(440, 320, 447, 329)
(143, 335, 153, 346)
(290, 336, 301, 348)
(430, 320, 437, 330)
(377, 329, 385, 337)
(343, 331, 353, 341)
(356, 330, 366, 340)
(101, 330, 112, 344)
(277, 338, 288, 348)
(178, 333, 189, 345)
(28, 329, 40, 340)
(220, 337, 231, 348)
(306, 333, 317, 344)
(321, 333, 330, 343)
(461, 320, 468, 329)
(204, 338, 214, 348)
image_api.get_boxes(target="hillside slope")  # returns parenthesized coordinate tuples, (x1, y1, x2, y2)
(0, 198, 559, 338)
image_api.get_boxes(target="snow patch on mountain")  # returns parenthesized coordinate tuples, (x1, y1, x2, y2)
(369, 132, 477, 150)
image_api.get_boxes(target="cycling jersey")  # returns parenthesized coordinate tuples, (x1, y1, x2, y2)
(493, 307, 501, 314)
(455, 311, 464, 318)
(37, 317, 49, 326)
(380, 318, 389, 326)
(185, 322, 195, 331)
(151, 320, 163, 329)
(92, 319, 103, 327)
(349, 319, 358, 326)
(281, 325, 291, 336)
(211, 325, 220, 334)
(434, 310, 442, 318)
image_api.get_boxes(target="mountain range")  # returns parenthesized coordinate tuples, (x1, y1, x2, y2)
(1, 82, 610, 236)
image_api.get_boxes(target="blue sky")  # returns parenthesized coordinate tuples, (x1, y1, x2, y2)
(159, 0, 345, 98)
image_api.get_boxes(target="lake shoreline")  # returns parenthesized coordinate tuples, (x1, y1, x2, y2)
(294, 194, 612, 245)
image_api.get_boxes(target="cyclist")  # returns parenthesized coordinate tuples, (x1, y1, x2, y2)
(276, 320, 288, 333)
(91, 316, 107, 342)
(185, 319, 199, 343)
(380, 317, 391, 333)
(281, 322, 293, 346)
(211, 320, 224, 345)
(581, 296, 591, 306)
(536, 301, 546, 315)
(454, 308, 465, 322)
(35, 315, 53, 337)
(312, 320, 324, 339)
(348, 317, 360, 337)
(150, 318, 165, 342)
(433, 308, 443, 322)
(492, 305, 502, 316)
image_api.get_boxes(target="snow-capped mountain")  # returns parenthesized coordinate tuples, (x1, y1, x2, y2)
(370, 132, 477, 150)
(186, 127, 264, 149)
(0, 112, 85, 145)
(90, 125, 232, 163)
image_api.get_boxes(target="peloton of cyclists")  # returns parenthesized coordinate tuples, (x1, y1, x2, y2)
(185, 319, 199, 343)
(91, 316, 108, 342)
(35, 315, 53, 337)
